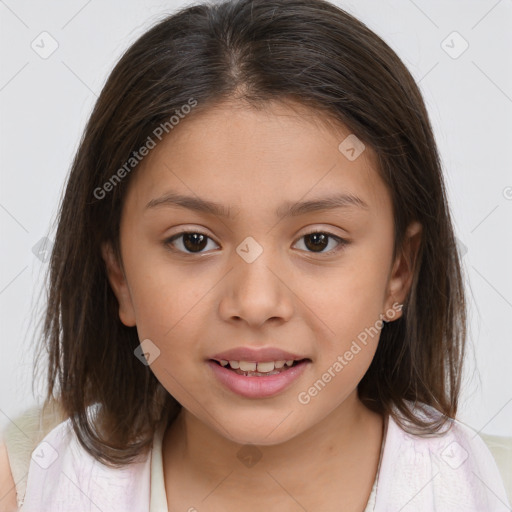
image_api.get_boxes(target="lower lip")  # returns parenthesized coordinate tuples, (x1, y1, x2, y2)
(207, 360, 310, 399)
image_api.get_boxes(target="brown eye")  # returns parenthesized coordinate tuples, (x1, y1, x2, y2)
(294, 231, 348, 254)
(165, 232, 219, 254)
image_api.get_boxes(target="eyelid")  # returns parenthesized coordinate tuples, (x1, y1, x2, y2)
(164, 225, 219, 243)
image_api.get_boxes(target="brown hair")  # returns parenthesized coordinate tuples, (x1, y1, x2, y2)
(34, 0, 467, 467)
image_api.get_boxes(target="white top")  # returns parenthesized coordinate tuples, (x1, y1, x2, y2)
(2, 402, 509, 511)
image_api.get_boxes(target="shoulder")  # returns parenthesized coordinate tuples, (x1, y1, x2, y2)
(10, 409, 76, 511)
(374, 403, 511, 511)
(21, 404, 153, 512)
(0, 402, 67, 511)
(0, 440, 17, 512)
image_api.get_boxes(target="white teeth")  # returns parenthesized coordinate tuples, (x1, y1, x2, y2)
(239, 361, 257, 371)
(256, 361, 275, 373)
(218, 359, 303, 373)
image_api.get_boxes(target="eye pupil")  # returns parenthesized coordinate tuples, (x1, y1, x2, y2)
(183, 233, 207, 252)
(305, 233, 328, 252)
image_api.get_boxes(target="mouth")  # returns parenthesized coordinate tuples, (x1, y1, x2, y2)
(209, 358, 310, 377)
(207, 357, 311, 398)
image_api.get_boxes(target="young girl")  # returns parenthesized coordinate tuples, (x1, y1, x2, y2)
(1, 0, 510, 510)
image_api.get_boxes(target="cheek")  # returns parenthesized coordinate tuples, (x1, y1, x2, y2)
(300, 243, 390, 376)
(342, 234, 393, 315)
(301, 255, 390, 339)
(125, 248, 209, 334)
(129, 265, 210, 400)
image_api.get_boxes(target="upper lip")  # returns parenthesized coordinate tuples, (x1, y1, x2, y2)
(209, 347, 309, 363)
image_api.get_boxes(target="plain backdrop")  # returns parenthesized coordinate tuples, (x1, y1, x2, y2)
(1, 0, 511, 437)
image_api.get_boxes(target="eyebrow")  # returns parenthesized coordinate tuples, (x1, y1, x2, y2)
(145, 191, 369, 219)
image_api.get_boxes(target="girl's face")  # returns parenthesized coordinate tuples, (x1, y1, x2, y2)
(103, 100, 420, 445)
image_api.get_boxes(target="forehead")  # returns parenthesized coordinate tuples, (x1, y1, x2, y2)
(123, 100, 390, 219)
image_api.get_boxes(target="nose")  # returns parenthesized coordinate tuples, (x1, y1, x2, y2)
(218, 250, 294, 329)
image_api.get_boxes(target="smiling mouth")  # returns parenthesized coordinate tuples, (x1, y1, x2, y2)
(209, 358, 310, 377)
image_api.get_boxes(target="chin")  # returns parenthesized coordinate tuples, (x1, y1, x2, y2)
(214, 417, 300, 447)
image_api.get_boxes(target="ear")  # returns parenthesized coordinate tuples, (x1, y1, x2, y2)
(383, 221, 422, 322)
(101, 241, 137, 327)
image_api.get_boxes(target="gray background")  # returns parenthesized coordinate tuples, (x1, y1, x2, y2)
(1, 0, 511, 437)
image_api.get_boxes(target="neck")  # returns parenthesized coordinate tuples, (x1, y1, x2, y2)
(162, 391, 384, 505)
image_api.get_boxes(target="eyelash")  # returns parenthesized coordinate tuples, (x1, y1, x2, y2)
(163, 230, 349, 256)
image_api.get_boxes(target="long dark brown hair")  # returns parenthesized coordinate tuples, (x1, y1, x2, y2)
(34, 0, 467, 467)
